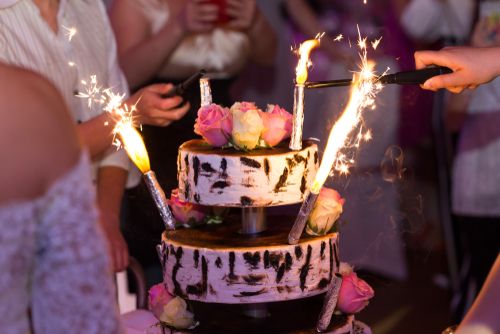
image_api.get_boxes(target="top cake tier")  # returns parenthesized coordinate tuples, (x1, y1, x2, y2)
(177, 140, 318, 207)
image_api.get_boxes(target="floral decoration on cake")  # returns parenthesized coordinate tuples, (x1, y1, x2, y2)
(194, 102, 292, 150)
(336, 263, 374, 315)
(306, 188, 345, 236)
(168, 189, 225, 227)
(148, 283, 198, 331)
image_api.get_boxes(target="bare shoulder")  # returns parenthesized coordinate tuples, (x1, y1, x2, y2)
(0, 64, 81, 203)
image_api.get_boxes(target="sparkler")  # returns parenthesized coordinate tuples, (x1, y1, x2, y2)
(77, 76, 176, 230)
(200, 77, 212, 107)
(316, 274, 343, 332)
(288, 30, 382, 245)
(289, 35, 322, 151)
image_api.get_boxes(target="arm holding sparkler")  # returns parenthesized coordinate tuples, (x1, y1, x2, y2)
(415, 46, 500, 93)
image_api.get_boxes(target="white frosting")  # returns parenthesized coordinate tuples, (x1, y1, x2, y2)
(159, 232, 339, 304)
(177, 140, 318, 207)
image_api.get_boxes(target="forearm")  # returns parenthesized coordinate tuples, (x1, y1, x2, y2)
(76, 113, 116, 160)
(246, 10, 277, 66)
(119, 21, 185, 90)
(96, 166, 127, 231)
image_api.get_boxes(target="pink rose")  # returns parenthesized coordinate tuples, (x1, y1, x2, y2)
(194, 104, 232, 147)
(337, 272, 374, 314)
(260, 104, 293, 147)
(148, 283, 173, 320)
(169, 189, 207, 226)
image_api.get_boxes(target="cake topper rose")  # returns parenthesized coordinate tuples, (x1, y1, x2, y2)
(306, 187, 344, 236)
(194, 102, 292, 150)
(148, 283, 198, 330)
(337, 263, 374, 314)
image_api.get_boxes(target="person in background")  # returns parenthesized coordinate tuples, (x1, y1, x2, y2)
(0, 0, 189, 272)
(0, 63, 122, 333)
(109, 0, 276, 286)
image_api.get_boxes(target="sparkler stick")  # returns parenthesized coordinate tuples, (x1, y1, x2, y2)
(290, 37, 321, 151)
(200, 77, 212, 107)
(115, 120, 176, 230)
(316, 274, 343, 332)
(288, 31, 382, 245)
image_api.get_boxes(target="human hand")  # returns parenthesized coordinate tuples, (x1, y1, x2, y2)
(169, 0, 218, 33)
(414, 46, 500, 93)
(100, 213, 129, 273)
(225, 0, 257, 30)
(128, 83, 190, 127)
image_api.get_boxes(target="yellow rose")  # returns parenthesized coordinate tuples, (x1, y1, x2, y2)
(159, 296, 195, 329)
(230, 107, 263, 150)
(306, 188, 344, 236)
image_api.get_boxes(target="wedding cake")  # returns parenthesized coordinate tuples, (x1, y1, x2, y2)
(155, 100, 373, 332)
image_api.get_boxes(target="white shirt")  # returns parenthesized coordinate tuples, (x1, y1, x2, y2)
(400, 0, 474, 43)
(129, 0, 250, 79)
(0, 0, 140, 187)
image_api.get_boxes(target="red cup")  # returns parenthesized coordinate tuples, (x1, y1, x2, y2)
(205, 0, 229, 25)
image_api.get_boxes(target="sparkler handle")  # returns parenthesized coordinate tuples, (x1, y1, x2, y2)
(316, 274, 343, 332)
(288, 191, 319, 244)
(290, 84, 305, 151)
(143, 171, 176, 230)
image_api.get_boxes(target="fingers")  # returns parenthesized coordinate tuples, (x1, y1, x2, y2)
(422, 72, 464, 92)
(414, 50, 447, 70)
(144, 83, 173, 95)
(145, 102, 191, 127)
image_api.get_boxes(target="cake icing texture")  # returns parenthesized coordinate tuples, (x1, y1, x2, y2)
(177, 139, 318, 207)
(159, 220, 339, 304)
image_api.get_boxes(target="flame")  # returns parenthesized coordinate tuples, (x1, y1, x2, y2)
(295, 34, 322, 85)
(310, 31, 382, 194)
(114, 119, 151, 173)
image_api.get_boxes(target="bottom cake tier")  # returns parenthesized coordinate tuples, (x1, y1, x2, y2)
(159, 217, 339, 304)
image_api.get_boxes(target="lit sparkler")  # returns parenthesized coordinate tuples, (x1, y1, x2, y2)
(289, 34, 322, 151)
(288, 31, 383, 245)
(77, 75, 176, 230)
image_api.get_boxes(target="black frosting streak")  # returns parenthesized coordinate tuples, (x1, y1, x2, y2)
(295, 246, 303, 260)
(274, 167, 289, 193)
(299, 245, 312, 291)
(215, 257, 222, 269)
(285, 252, 293, 270)
(320, 241, 326, 260)
(264, 250, 270, 269)
(294, 153, 307, 165)
(243, 274, 265, 285)
(220, 158, 228, 178)
(300, 176, 307, 195)
(194, 249, 200, 269)
(212, 180, 230, 189)
(229, 252, 237, 280)
(286, 157, 296, 170)
(185, 183, 191, 201)
(234, 288, 267, 297)
(243, 252, 261, 269)
(184, 154, 189, 172)
(193, 157, 200, 185)
(314, 151, 319, 165)
(276, 264, 286, 283)
(240, 196, 253, 206)
(318, 278, 329, 290)
(240, 157, 261, 169)
(333, 241, 340, 270)
(264, 158, 270, 179)
(201, 162, 216, 173)
(186, 256, 208, 297)
(268, 252, 282, 271)
(194, 193, 201, 203)
(172, 246, 185, 298)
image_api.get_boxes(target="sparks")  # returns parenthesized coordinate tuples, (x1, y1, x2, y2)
(310, 29, 383, 193)
(62, 25, 77, 42)
(371, 37, 382, 50)
(334, 34, 343, 42)
(295, 34, 322, 85)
